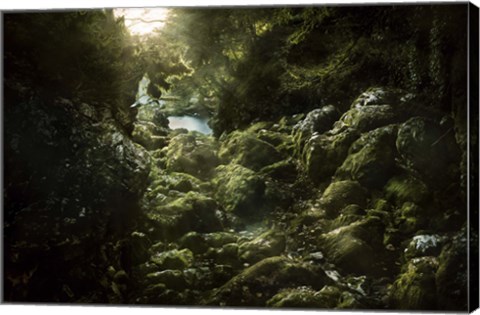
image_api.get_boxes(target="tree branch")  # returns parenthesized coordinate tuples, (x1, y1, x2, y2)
(124, 18, 166, 24)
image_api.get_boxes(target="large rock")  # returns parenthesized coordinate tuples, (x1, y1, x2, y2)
(302, 127, 360, 183)
(396, 117, 460, 186)
(205, 256, 329, 306)
(349, 87, 413, 109)
(132, 121, 168, 150)
(389, 257, 438, 310)
(384, 174, 430, 206)
(435, 228, 468, 310)
(212, 164, 266, 218)
(145, 191, 223, 241)
(238, 229, 286, 264)
(318, 217, 385, 275)
(267, 286, 340, 308)
(319, 180, 368, 218)
(335, 125, 398, 188)
(293, 105, 340, 139)
(335, 105, 408, 133)
(164, 132, 220, 180)
(4, 97, 151, 302)
(219, 131, 283, 171)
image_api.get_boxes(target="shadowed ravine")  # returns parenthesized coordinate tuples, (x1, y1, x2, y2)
(3, 5, 477, 311)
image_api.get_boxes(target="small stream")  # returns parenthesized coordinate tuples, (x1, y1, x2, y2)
(168, 115, 213, 135)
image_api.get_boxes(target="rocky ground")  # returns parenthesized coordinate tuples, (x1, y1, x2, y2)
(4, 86, 471, 310)
(124, 87, 469, 310)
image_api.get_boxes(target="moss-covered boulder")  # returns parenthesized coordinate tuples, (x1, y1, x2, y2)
(335, 125, 398, 188)
(205, 256, 329, 306)
(212, 164, 266, 218)
(165, 132, 220, 180)
(349, 87, 412, 109)
(132, 121, 169, 151)
(145, 269, 188, 291)
(335, 105, 408, 133)
(205, 243, 241, 268)
(301, 127, 360, 183)
(318, 217, 385, 275)
(260, 159, 299, 183)
(393, 202, 429, 235)
(204, 231, 239, 248)
(435, 228, 468, 310)
(384, 174, 430, 206)
(396, 117, 460, 186)
(219, 131, 283, 171)
(389, 257, 439, 310)
(151, 249, 194, 270)
(238, 229, 286, 264)
(293, 105, 340, 139)
(178, 232, 209, 255)
(318, 180, 368, 218)
(267, 286, 340, 308)
(146, 191, 223, 241)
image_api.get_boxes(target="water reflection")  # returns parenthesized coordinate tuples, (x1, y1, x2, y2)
(168, 116, 213, 135)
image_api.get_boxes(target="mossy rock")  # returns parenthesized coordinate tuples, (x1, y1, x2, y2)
(335, 105, 408, 133)
(205, 256, 329, 306)
(238, 229, 286, 264)
(319, 180, 368, 218)
(293, 105, 340, 142)
(349, 87, 412, 109)
(178, 232, 209, 255)
(150, 249, 194, 270)
(132, 121, 169, 150)
(212, 164, 266, 218)
(394, 202, 429, 235)
(260, 159, 298, 183)
(165, 132, 220, 180)
(204, 231, 239, 248)
(435, 228, 468, 310)
(146, 191, 223, 241)
(219, 130, 283, 171)
(301, 127, 360, 183)
(335, 125, 398, 188)
(389, 257, 438, 310)
(266, 286, 340, 308)
(318, 217, 385, 275)
(146, 269, 188, 290)
(384, 174, 430, 206)
(205, 243, 241, 268)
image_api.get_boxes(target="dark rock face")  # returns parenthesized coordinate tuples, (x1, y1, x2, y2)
(4, 96, 150, 302)
(293, 105, 340, 138)
(396, 117, 460, 187)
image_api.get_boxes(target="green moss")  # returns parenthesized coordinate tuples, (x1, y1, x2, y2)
(146, 191, 223, 241)
(146, 270, 188, 290)
(319, 180, 368, 218)
(389, 257, 438, 310)
(151, 249, 194, 270)
(335, 125, 398, 188)
(319, 217, 385, 275)
(238, 229, 286, 264)
(212, 164, 266, 218)
(260, 159, 298, 182)
(205, 256, 329, 306)
(266, 286, 339, 308)
(165, 133, 220, 180)
(219, 131, 283, 171)
(384, 175, 430, 206)
(302, 127, 360, 183)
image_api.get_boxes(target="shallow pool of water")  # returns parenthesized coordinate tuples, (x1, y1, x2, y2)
(167, 116, 213, 135)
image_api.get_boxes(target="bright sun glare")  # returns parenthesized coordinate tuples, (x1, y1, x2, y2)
(113, 8, 169, 35)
